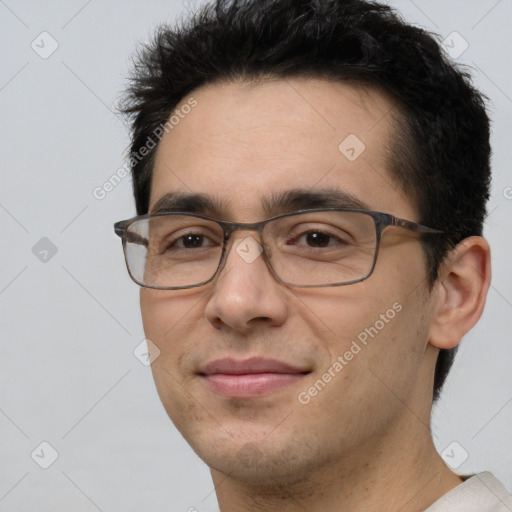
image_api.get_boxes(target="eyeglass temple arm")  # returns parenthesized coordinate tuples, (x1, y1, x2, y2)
(392, 217, 443, 234)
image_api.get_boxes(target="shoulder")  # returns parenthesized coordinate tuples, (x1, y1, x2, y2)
(425, 472, 512, 512)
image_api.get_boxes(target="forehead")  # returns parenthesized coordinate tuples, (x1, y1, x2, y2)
(150, 77, 416, 222)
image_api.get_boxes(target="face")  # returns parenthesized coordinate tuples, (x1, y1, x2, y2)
(140, 78, 440, 485)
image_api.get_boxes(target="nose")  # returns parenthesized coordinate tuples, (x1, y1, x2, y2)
(204, 234, 289, 333)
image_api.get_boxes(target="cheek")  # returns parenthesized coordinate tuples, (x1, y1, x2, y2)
(287, 289, 429, 447)
(294, 286, 403, 355)
(140, 288, 203, 345)
(140, 288, 168, 341)
(139, 290, 207, 438)
(139, 289, 202, 396)
(296, 265, 430, 396)
(349, 286, 432, 405)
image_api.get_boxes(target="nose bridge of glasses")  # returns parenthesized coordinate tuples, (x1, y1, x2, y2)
(220, 218, 268, 245)
(215, 219, 275, 278)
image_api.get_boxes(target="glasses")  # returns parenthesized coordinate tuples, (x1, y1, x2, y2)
(114, 208, 443, 289)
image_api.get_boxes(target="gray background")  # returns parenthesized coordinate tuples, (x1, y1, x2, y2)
(1, 1, 511, 510)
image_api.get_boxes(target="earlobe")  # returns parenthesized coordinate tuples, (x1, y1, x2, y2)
(428, 236, 491, 350)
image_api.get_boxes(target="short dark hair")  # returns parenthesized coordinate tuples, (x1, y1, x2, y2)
(120, 0, 491, 401)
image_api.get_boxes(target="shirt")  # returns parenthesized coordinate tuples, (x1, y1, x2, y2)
(425, 472, 512, 511)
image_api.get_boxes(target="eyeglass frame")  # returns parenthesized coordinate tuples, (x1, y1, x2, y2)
(114, 208, 444, 290)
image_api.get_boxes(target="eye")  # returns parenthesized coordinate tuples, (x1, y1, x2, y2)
(296, 231, 343, 248)
(287, 226, 350, 249)
(164, 231, 219, 251)
(173, 233, 212, 249)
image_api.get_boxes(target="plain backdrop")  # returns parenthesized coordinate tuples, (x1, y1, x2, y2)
(1, 1, 511, 510)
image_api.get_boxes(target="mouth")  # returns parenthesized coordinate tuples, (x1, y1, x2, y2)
(198, 357, 311, 398)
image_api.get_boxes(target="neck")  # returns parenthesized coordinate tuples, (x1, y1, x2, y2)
(212, 408, 462, 512)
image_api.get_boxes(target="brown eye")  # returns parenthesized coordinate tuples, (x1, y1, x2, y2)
(176, 234, 208, 249)
(303, 232, 335, 247)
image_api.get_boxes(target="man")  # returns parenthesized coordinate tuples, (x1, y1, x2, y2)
(114, 0, 512, 510)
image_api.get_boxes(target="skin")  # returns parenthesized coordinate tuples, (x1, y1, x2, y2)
(139, 78, 491, 511)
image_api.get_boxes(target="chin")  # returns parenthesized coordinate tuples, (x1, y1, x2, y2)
(191, 429, 325, 488)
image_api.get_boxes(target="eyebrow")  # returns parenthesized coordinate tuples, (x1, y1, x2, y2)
(149, 188, 371, 217)
(150, 192, 231, 216)
(263, 188, 371, 214)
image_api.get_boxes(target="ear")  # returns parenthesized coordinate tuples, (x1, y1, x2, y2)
(428, 236, 491, 350)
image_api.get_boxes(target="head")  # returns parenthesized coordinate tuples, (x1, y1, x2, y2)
(118, 0, 491, 487)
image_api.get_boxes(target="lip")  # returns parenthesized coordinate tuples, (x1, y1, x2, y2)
(198, 357, 310, 398)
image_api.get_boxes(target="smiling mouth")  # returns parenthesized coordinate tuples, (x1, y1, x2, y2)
(198, 357, 311, 398)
